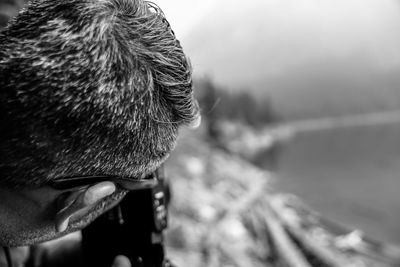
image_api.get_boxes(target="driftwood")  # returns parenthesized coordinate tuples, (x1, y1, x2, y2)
(166, 130, 400, 267)
(244, 194, 400, 267)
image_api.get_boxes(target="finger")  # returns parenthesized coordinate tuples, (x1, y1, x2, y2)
(112, 255, 131, 267)
(55, 182, 115, 232)
(83, 181, 116, 205)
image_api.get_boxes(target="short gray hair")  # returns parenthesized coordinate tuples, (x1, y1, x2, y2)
(0, 0, 198, 187)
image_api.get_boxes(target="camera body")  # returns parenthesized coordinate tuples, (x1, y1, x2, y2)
(81, 167, 171, 267)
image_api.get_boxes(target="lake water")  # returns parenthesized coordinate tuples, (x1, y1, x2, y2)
(268, 123, 400, 244)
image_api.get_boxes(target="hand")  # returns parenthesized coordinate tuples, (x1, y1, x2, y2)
(112, 255, 131, 267)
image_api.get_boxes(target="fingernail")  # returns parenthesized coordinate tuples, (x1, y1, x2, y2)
(56, 216, 70, 233)
(112, 255, 131, 267)
(85, 182, 116, 205)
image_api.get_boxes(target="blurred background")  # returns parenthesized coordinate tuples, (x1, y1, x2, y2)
(154, 0, 400, 244)
(2, 0, 400, 265)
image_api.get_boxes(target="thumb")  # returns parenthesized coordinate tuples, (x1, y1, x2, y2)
(112, 255, 131, 267)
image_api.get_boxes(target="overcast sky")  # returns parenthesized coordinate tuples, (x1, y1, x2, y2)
(153, 0, 400, 84)
(153, 0, 400, 118)
(153, 0, 215, 38)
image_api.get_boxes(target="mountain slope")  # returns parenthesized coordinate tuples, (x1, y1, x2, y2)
(182, 0, 400, 119)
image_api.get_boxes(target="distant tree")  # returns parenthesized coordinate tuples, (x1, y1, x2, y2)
(194, 77, 221, 138)
(194, 76, 277, 130)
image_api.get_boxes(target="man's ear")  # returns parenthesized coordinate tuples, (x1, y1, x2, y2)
(55, 182, 116, 233)
(188, 113, 201, 129)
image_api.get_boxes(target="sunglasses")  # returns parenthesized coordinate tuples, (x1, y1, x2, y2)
(49, 167, 162, 191)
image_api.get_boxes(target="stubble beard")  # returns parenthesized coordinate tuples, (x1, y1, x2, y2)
(2, 189, 127, 247)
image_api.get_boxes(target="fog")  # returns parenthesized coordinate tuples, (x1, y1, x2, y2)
(155, 0, 400, 244)
(157, 0, 400, 80)
(155, 0, 400, 119)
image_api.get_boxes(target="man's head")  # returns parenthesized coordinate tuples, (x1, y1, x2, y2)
(0, 0, 199, 246)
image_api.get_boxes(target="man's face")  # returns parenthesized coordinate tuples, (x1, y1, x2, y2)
(0, 0, 201, 248)
(0, 182, 127, 247)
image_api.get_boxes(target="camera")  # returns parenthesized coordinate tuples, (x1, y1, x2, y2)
(81, 166, 173, 267)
